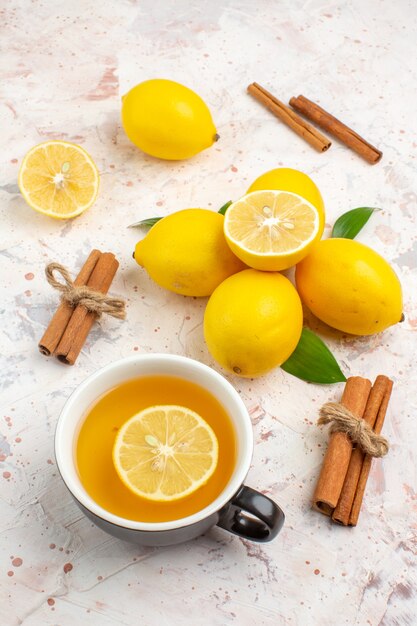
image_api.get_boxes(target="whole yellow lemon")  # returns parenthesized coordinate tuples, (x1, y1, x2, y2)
(121, 79, 218, 160)
(248, 167, 325, 239)
(134, 209, 246, 297)
(295, 238, 403, 335)
(204, 269, 303, 377)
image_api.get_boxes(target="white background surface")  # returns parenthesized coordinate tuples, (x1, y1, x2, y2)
(1, 0, 416, 624)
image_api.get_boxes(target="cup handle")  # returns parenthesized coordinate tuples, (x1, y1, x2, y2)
(217, 485, 285, 542)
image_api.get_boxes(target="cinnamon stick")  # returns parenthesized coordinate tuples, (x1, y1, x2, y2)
(39, 249, 101, 356)
(289, 95, 382, 164)
(248, 83, 331, 153)
(349, 378, 393, 526)
(55, 252, 119, 365)
(313, 377, 371, 515)
(332, 376, 391, 525)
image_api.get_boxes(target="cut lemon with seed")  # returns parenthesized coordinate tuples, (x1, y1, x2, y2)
(224, 190, 321, 271)
(18, 141, 99, 219)
(113, 405, 219, 502)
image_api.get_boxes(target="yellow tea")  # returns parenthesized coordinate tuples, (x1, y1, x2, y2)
(76, 375, 236, 522)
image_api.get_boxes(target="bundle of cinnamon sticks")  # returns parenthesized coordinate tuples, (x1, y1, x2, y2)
(313, 375, 393, 526)
(39, 250, 121, 365)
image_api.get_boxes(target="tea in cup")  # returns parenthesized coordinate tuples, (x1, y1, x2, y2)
(55, 354, 284, 546)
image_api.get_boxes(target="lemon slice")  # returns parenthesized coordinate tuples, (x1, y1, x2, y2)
(113, 405, 219, 502)
(18, 141, 99, 219)
(224, 190, 320, 271)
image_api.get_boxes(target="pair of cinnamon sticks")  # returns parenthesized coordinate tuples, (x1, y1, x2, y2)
(247, 82, 382, 164)
(313, 375, 392, 526)
(39, 250, 120, 365)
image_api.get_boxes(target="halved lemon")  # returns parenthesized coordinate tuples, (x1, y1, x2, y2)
(113, 405, 218, 502)
(18, 141, 99, 219)
(224, 190, 321, 271)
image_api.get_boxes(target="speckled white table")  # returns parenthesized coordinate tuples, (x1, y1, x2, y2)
(1, 1, 417, 624)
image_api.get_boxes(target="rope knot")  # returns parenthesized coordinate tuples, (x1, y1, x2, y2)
(318, 402, 389, 458)
(45, 262, 126, 319)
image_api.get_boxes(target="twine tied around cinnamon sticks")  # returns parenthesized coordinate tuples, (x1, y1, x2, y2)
(318, 402, 389, 458)
(39, 250, 124, 365)
(313, 375, 393, 526)
(45, 263, 126, 319)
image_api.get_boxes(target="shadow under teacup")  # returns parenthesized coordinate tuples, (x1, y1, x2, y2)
(55, 354, 284, 546)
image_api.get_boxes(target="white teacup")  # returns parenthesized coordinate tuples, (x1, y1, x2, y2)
(55, 354, 284, 546)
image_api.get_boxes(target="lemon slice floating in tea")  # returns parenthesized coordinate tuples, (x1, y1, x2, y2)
(18, 140, 99, 219)
(224, 190, 320, 271)
(113, 405, 219, 502)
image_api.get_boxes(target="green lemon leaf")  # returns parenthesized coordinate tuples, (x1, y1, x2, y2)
(331, 207, 379, 239)
(128, 217, 162, 229)
(218, 201, 233, 215)
(128, 201, 233, 227)
(281, 328, 346, 384)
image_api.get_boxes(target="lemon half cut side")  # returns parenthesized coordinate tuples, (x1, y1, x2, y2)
(224, 190, 320, 271)
(113, 405, 219, 502)
(18, 141, 99, 219)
